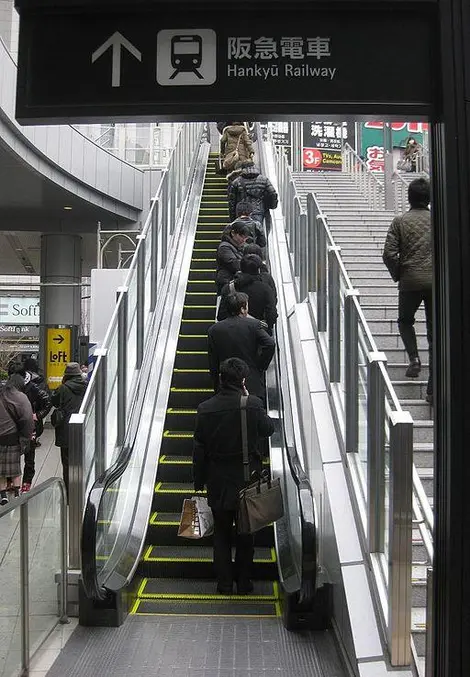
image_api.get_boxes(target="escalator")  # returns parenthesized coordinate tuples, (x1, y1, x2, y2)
(135, 152, 279, 616)
(81, 148, 319, 631)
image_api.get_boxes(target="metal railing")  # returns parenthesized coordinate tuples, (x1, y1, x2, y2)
(68, 123, 204, 569)
(342, 143, 385, 210)
(0, 478, 68, 677)
(392, 171, 411, 214)
(272, 138, 435, 668)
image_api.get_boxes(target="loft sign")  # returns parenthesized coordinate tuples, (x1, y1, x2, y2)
(227, 37, 336, 81)
(14, 7, 433, 121)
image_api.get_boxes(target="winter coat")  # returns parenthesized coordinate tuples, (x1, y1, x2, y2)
(228, 166, 278, 221)
(234, 216, 266, 249)
(208, 316, 275, 397)
(0, 387, 34, 443)
(218, 273, 278, 332)
(260, 264, 278, 304)
(220, 125, 254, 173)
(50, 375, 87, 448)
(215, 232, 245, 294)
(193, 385, 275, 510)
(383, 208, 432, 291)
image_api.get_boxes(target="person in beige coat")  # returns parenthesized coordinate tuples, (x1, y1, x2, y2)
(220, 123, 254, 173)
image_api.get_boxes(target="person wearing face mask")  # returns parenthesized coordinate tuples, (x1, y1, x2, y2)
(215, 220, 251, 295)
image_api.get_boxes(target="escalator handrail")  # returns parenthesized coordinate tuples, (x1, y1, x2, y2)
(81, 137, 207, 601)
(256, 124, 317, 601)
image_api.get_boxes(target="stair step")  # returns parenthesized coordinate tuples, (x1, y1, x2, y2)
(133, 597, 279, 617)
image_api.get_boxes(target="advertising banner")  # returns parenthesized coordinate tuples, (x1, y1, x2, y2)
(302, 121, 353, 171)
(0, 297, 39, 325)
(361, 121, 428, 172)
(46, 327, 71, 389)
(268, 121, 292, 165)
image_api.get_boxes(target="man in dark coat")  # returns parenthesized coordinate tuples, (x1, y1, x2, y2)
(50, 362, 87, 499)
(244, 243, 278, 303)
(215, 220, 251, 294)
(208, 292, 275, 398)
(234, 201, 267, 249)
(383, 177, 433, 403)
(193, 357, 275, 594)
(228, 162, 278, 223)
(8, 362, 51, 492)
(217, 254, 278, 334)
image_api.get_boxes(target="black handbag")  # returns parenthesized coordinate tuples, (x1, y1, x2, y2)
(237, 395, 284, 534)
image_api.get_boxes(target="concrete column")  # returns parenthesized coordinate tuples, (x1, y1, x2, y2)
(40, 234, 82, 377)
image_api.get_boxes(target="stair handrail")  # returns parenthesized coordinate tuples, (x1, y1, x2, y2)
(342, 142, 385, 210)
(392, 170, 410, 214)
(268, 138, 433, 668)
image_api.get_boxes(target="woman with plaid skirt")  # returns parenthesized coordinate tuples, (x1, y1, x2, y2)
(0, 375, 34, 505)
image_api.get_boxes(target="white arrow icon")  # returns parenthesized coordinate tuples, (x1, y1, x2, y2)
(92, 31, 142, 88)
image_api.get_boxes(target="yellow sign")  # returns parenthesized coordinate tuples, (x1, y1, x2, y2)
(46, 327, 72, 389)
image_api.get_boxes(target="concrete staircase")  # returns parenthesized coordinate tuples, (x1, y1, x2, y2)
(293, 171, 433, 672)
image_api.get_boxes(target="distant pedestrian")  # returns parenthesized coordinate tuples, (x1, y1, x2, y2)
(244, 243, 278, 303)
(228, 161, 278, 224)
(193, 357, 275, 594)
(215, 220, 251, 294)
(50, 363, 87, 499)
(220, 123, 254, 174)
(0, 374, 34, 505)
(208, 292, 275, 399)
(383, 177, 433, 404)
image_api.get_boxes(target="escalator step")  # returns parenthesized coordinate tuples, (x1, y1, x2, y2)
(174, 351, 208, 369)
(132, 599, 279, 617)
(138, 578, 278, 600)
(182, 304, 215, 318)
(176, 335, 208, 351)
(165, 408, 197, 431)
(186, 280, 217, 292)
(191, 257, 216, 269)
(144, 545, 275, 563)
(179, 320, 214, 336)
(167, 388, 213, 409)
(172, 369, 213, 389)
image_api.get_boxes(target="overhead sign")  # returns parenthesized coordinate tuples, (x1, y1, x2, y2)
(15, 8, 434, 122)
(0, 297, 39, 325)
(46, 327, 71, 389)
(269, 122, 292, 165)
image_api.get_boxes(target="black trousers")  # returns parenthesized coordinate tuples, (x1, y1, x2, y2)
(22, 441, 36, 484)
(398, 289, 433, 394)
(60, 447, 69, 499)
(212, 509, 254, 588)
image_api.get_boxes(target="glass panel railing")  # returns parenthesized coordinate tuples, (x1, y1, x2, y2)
(269, 131, 418, 667)
(70, 123, 205, 572)
(0, 479, 67, 677)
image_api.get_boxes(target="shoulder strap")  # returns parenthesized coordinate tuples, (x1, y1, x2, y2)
(229, 280, 236, 294)
(236, 133, 242, 151)
(240, 395, 250, 483)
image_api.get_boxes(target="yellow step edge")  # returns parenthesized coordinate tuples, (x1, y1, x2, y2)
(163, 430, 194, 438)
(182, 305, 215, 309)
(131, 605, 279, 618)
(167, 408, 197, 414)
(173, 368, 209, 373)
(177, 334, 207, 338)
(158, 457, 191, 465)
(138, 580, 279, 602)
(170, 388, 212, 392)
(143, 548, 275, 564)
(177, 350, 208, 355)
(149, 512, 182, 525)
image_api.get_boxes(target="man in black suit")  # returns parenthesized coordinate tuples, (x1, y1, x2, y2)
(207, 292, 275, 399)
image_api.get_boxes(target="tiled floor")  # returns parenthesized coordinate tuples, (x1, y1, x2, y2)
(0, 426, 65, 677)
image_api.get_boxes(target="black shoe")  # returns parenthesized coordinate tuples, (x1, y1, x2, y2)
(236, 580, 254, 595)
(405, 358, 421, 378)
(425, 393, 433, 406)
(0, 491, 8, 506)
(216, 583, 233, 595)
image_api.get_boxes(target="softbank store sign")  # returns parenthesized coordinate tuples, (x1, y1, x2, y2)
(0, 297, 40, 325)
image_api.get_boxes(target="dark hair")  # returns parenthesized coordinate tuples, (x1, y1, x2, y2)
(244, 243, 263, 258)
(226, 291, 249, 316)
(6, 373, 25, 392)
(236, 201, 254, 217)
(240, 254, 262, 276)
(24, 358, 38, 372)
(408, 177, 430, 208)
(230, 220, 251, 237)
(8, 362, 26, 377)
(219, 357, 250, 388)
(240, 161, 255, 169)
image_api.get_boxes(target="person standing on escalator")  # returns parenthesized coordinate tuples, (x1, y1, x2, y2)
(193, 357, 275, 594)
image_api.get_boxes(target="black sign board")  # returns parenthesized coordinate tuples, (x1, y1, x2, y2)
(302, 120, 355, 171)
(15, 7, 435, 123)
